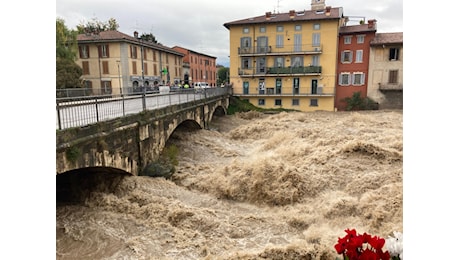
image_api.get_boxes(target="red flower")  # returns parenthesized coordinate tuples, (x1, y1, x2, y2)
(334, 229, 390, 260)
(335, 236, 348, 254)
(368, 235, 385, 250)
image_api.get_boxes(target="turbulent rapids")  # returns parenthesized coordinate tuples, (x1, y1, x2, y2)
(56, 110, 403, 259)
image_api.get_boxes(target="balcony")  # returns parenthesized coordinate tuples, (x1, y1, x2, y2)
(238, 66, 321, 77)
(379, 83, 403, 91)
(235, 85, 334, 97)
(267, 66, 321, 75)
(238, 44, 322, 56)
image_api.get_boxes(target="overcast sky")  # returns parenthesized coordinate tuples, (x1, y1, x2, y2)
(56, 0, 403, 66)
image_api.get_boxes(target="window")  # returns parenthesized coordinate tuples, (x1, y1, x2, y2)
(276, 78, 282, 94)
(389, 48, 399, 60)
(355, 50, 363, 63)
(277, 25, 284, 32)
(144, 63, 148, 75)
(243, 27, 249, 33)
(274, 57, 284, 68)
(99, 44, 109, 58)
(79, 45, 89, 59)
(257, 58, 266, 73)
(292, 99, 300, 106)
(83, 80, 92, 88)
(258, 99, 265, 106)
(291, 56, 303, 67)
(341, 51, 353, 63)
(311, 55, 319, 66)
(131, 46, 138, 59)
(339, 73, 351, 85)
(293, 77, 300, 94)
(275, 99, 282, 106)
(313, 23, 320, 30)
(243, 81, 249, 94)
(312, 33, 320, 47)
(389, 70, 398, 84)
(295, 25, 302, 31)
(276, 35, 284, 48)
(101, 80, 112, 94)
(344, 36, 352, 44)
(241, 37, 251, 53)
(82, 61, 90, 75)
(102, 61, 109, 74)
(242, 58, 251, 69)
(352, 73, 365, 85)
(257, 36, 268, 53)
(357, 35, 365, 44)
(310, 99, 318, 106)
(260, 26, 266, 33)
(132, 61, 137, 74)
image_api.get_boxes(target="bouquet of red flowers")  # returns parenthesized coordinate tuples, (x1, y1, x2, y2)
(334, 229, 391, 260)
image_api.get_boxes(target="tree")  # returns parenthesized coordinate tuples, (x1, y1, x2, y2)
(56, 18, 82, 89)
(217, 67, 229, 86)
(140, 33, 159, 44)
(56, 18, 78, 61)
(56, 59, 83, 89)
(76, 17, 119, 34)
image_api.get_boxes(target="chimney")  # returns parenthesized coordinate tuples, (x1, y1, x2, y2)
(289, 10, 295, 19)
(368, 19, 377, 29)
(265, 12, 272, 20)
(325, 6, 331, 16)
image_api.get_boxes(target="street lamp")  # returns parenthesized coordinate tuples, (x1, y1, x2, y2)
(134, 31, 146, 110)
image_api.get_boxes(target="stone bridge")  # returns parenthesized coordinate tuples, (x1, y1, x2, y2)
(56, 95, 229, 176)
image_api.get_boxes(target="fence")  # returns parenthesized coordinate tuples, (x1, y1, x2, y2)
(56, 87, 231, 130)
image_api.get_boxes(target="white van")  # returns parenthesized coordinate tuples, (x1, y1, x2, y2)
(193, 82, 210, 89)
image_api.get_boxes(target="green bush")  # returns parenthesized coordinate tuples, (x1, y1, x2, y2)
(343, 92, 378, 111)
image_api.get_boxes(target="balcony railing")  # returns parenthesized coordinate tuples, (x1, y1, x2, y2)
(238, 44, 322, 55)
(267, 66, 321, 75)
(238, 66, 321, 77)
(235, 85, 334, 96)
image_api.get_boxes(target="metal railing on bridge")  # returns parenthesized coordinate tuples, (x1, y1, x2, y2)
(56, 87, 231, 130)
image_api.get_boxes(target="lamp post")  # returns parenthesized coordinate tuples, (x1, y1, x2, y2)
(134, 31, 146, 110)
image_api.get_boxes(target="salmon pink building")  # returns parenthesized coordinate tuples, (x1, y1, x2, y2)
(335, 20, 377, 111)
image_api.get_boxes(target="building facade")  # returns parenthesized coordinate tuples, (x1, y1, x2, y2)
(172, 46, 217, 87)
(224, 0, 346, 112)
(76, 30, 184, 95)
(335, 20, 377, 111)
(368, 32, 403, 109)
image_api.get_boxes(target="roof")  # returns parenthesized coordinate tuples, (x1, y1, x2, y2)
(223, 7, 343, 29)
(77, 30, 184, 56)
(370, 32, 403, 45)
(172, 46, 216, 59)
(339, 24, 376, 34)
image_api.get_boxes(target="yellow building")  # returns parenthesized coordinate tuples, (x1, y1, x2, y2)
(224, 0, 345, 111)
(76, 30, 184, 95)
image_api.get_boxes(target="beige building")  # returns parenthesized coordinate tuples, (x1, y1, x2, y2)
(367, 32, 403, 109)
(76, 30, 184, 95)
(224, 0, 346, 112)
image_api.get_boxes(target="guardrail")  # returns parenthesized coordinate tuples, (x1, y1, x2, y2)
(56, 87, 231, 130)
